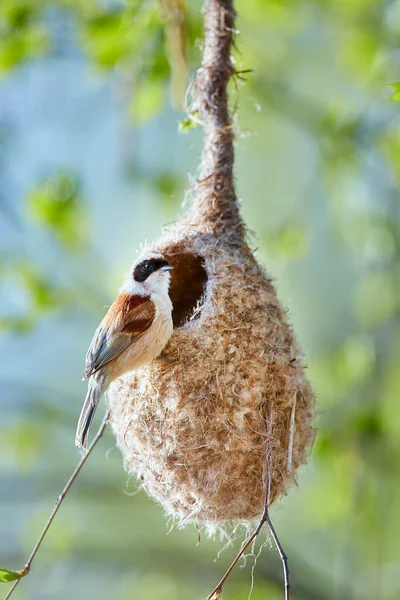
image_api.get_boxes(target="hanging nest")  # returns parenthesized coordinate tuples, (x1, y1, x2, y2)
(107, 0, 314, 528)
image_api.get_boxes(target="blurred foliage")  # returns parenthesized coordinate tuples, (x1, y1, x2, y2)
(390, 82, 400, 102)
(1, 421, 44, 471)
(27, 172, 88, 251)
(0, 1, 50, 72)
(0, 264, 65, 333)
(266, 222, 310, 260)
(129, 77, 166, 123)
(1, 0, 400, 599)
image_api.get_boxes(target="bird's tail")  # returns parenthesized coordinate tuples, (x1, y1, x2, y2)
(75, 372, 107, 450)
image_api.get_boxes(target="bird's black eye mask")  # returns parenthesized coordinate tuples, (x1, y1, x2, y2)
(133, 259, 169, 283)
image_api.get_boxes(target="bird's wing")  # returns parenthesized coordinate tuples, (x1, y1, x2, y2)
(84, 295, 156, 379)
(84, 328, 132, 379)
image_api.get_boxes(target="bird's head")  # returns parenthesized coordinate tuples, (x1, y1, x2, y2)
(121, 252, 173, 297)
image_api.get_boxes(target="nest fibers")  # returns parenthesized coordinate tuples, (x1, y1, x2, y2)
(107, 218, 314, 526)
(107, 0, 314, 529)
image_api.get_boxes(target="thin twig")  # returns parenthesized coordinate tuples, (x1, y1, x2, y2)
(267, 516, 290, 600)
(3, 411, 111, 600)
(207, 511, 290, 600)
(206, 504, 269, 600)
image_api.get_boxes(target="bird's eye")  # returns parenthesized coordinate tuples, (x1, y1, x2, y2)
(133, 259, 159, 282)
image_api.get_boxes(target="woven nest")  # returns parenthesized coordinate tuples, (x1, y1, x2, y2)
(107, 0, 314, 529)
(108, 216, 314, 526)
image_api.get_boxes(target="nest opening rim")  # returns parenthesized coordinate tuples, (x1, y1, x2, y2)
(163, 248, 208, 328)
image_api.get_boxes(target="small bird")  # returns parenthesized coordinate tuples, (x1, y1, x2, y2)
(75, 252, 174, 450)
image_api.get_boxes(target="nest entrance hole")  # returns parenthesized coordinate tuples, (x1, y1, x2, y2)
(163, 249, 208, 328)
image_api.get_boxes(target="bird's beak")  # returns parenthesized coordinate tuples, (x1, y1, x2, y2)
(161, 265, 174, 271)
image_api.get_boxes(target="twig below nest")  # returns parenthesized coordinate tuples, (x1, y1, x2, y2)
(206, 515, 290, 600)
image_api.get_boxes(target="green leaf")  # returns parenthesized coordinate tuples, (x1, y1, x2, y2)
(390, 82, 400, 102)
(0, 568, 23, 583)
(179, 111, 199, 132)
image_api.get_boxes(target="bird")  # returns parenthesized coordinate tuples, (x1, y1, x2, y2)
(75, 252, 174, 450)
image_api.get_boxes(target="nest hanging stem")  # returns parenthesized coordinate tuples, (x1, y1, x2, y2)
(192, 0, 244, 239)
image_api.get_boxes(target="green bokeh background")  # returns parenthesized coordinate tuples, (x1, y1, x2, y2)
(1, 1, 400, 599)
